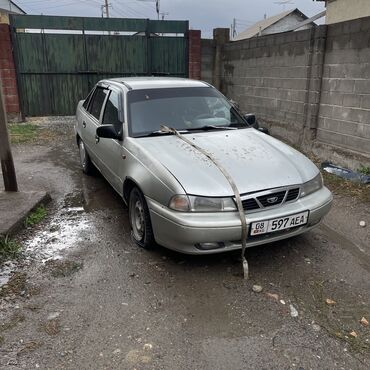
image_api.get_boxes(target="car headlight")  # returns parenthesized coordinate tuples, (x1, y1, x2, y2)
(169, 195, 237, 212)
(300, 173, 323, 197)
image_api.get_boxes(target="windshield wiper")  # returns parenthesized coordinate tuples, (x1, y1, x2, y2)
(136, 129, 188, 138)
(136, 125, 237, 138)
(186, 125, 237, 131)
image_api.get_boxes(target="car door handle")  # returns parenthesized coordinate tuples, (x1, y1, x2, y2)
(95, 135, 100, 144)
(82, 121, 86, 128)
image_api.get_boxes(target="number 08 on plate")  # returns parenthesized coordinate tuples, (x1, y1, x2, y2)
(250, 211, 309, 236)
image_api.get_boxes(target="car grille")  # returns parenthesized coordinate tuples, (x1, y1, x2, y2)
(286, 188, 300, 202)
(241, 198, 260, 211)
(240, 187, 300, 211)
(257, 191, 286, 207)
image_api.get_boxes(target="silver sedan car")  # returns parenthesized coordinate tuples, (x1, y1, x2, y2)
(75, 77, 332, 254)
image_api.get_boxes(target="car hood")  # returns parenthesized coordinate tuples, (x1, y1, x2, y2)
(136, 129, 319, 197)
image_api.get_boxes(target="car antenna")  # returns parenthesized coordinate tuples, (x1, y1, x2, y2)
(160, 125, 249, 279)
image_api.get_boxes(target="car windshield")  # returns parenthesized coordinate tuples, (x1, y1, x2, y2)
(127, 87, 248, 137)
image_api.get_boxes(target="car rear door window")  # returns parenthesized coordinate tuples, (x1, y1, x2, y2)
(88, 87, 108, 120)
(102, 90, 122, 133)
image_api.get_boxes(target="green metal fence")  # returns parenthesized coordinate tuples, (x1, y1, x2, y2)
(9, 15, 189, 116)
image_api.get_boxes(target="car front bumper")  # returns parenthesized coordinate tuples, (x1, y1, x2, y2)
(147, 186, 333, 255)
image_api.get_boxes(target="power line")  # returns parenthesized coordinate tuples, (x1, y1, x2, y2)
(113, 1, 149, 18)
(26, 1, 82, 11)
(18, 0, 156, 18)
(20, 0, 101, 13)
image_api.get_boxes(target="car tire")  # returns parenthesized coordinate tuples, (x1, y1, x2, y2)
(129, 187, 155, 249)
(78, 139, 95, 175)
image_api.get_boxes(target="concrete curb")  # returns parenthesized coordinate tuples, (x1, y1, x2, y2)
(0, 191, 52, 237)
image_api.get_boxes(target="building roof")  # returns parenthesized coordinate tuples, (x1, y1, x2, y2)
(0, 0, 26, 14)
(233, 8, 310, 41)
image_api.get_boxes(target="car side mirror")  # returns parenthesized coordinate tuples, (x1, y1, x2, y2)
(244, 113, 257, 127)
(258, 127, 269, 135)
(96, 124, 122, 140)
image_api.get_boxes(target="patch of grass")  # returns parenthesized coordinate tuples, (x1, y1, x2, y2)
(8, 123, 39, 144)
(358, 165, 370, 176)
(292, 148, 370, 205)
(25, 205, 47, 227)
(322, 171, 370, 204)
(0, 235, 22, 263)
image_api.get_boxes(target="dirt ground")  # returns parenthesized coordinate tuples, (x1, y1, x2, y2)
(0, 117, 369, 370)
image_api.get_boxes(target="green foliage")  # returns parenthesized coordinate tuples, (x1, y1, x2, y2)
(358, 165, 370, 176)
(25, 206, 47, 227)
(0, 235, 21, 262)
(8, 124, 38, 143)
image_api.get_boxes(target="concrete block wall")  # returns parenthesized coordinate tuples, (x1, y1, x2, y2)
(316, 17, 370, 157)
(201, 39, 214, 84)
(213, 17, 370, 168)
(221, 29, 315, 143)
(0, 23, 20, 121)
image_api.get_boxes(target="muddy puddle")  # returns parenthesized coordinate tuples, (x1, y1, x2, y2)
(23, 206, 91, 262)
(0, 192, 96, 288)
(23, 190, 100, 262)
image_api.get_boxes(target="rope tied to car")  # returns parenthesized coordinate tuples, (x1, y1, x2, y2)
(160, 125, 249, 279)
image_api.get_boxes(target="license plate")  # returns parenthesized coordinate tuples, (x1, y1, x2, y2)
(250, 211, 309, 236)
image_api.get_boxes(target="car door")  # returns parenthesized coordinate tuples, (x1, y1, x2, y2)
(83, 86, 109, 167)
(95, 87, 125, 194)
(77, 86, 95, 138)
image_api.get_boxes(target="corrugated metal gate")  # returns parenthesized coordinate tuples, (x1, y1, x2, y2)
(9, 15, 189, 116)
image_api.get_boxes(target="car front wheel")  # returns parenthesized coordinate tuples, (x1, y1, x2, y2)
(78, 139, 95, 175)
(129, 187, 155, 249)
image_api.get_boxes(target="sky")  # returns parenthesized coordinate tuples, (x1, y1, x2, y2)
(14, 0, 325, 38)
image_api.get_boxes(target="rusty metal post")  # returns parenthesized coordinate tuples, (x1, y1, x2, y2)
(0, 77, 18, 192)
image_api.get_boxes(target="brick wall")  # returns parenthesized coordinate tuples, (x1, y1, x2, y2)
(0, 23, 20, 120)
(188, 30, 201, 80)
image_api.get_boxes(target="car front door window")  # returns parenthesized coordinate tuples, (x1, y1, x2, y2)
(88, 87, 109, 121)
(102, 90, 123, 134)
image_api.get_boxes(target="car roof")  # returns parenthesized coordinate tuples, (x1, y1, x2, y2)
(102, 77, 212, 90)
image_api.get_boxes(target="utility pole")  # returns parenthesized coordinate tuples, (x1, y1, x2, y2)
(160, 11, 169, 20)
(232, 18, 236, 38)
(156, 0, 160, 20)
(104, 0, 110, 18)
(0, 78, 18, 192)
